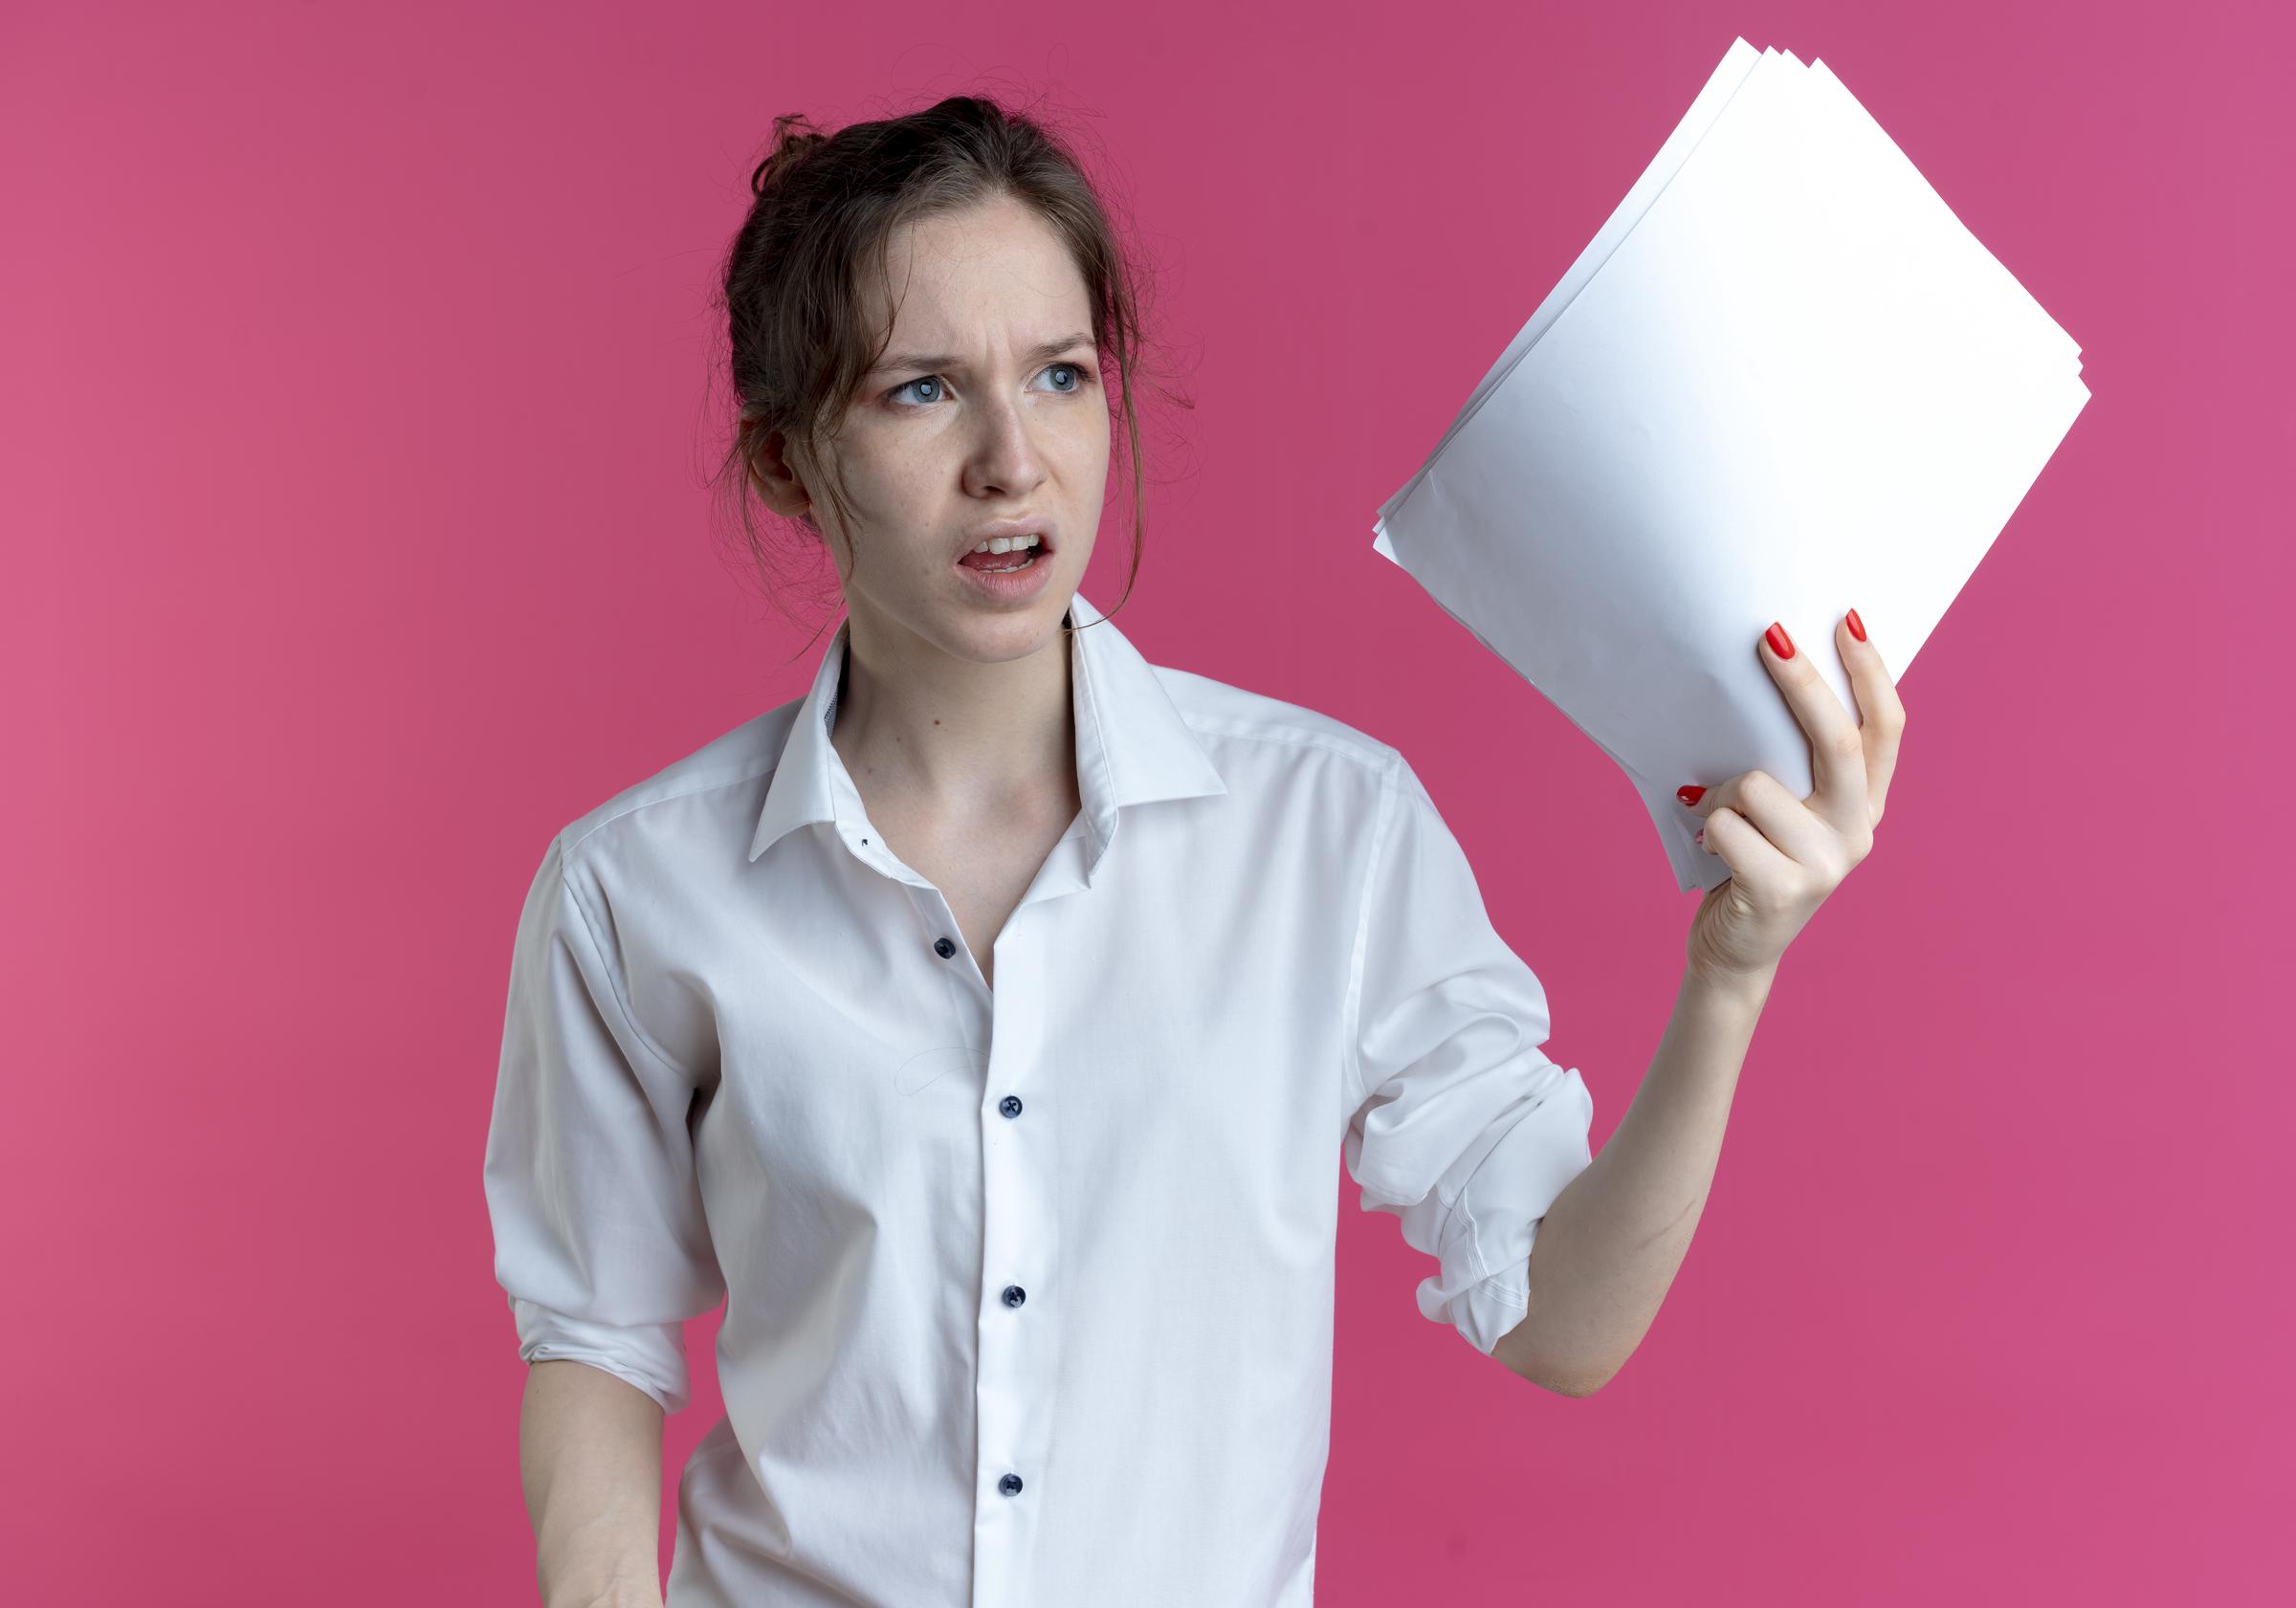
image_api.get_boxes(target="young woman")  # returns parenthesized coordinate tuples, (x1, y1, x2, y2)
(483, 96, 1901, 1608)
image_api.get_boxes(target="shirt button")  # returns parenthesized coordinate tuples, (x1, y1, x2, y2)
(1000, 1094, 1023, 1118)
(1002, 1284, 1026, 1308)
(999, 1472, 1024, 1496)
(933, 936, 957, 958)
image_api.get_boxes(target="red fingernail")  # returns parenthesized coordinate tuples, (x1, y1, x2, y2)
(1765, 621, 1795, 659)
(1677, 784, 1705, 804)
(1846, 607, 1866, 643)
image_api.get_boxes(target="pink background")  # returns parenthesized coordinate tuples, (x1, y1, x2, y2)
(7, 0, 2287, 1602)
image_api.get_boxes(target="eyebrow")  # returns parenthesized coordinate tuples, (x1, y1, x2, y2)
(869, 333, 1094, 376)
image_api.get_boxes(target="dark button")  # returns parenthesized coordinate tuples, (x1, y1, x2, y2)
(1000, 1094, 1023, 1118)
(1001, 1284, 1026, 1308)
(933, 936, 957, 958)
(999, 1472, 1024, 1496)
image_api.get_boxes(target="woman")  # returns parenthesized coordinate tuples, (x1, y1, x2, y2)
(482, 96, 1901, 1608)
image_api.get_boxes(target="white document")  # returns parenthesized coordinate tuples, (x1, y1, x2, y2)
(1372, 38, 2088, 892)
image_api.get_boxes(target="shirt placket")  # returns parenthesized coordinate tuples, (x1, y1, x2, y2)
(828, 753, 1089, 1606)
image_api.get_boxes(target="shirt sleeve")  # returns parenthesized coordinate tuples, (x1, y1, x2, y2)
(1340, 752, 1596, 1357)
(481, 832, 726, 1414)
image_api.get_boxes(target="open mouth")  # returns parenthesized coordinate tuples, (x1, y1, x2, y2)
(957, 533, 1049, 574)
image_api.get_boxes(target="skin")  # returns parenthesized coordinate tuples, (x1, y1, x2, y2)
(745, 192, 1113, 982)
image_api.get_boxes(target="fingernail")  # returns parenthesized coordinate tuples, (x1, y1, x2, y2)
(1694, 827, 1706, 847)
(1765, 621, 1796, 659)
(1846, 607, 1866, 644)
(1677, 784, 1706, 805)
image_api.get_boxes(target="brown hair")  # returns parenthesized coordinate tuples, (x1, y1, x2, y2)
(708, 91, 1189, 654)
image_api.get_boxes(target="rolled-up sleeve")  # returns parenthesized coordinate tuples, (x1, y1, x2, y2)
(481, 832, 726, 1413)
(1340, 753, 1596, 1357)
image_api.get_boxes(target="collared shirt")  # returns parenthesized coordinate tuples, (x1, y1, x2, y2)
(482, 588, 1596, 1607)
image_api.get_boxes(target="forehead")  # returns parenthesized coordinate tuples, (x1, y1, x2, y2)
(859, 196, 1093, 358)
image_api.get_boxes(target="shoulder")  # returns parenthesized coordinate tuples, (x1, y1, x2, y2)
(1150, 661, 1402, 784)
(554, 698, 803, 866)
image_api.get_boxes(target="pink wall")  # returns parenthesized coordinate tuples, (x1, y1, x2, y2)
(6, 1, 2286, 1601)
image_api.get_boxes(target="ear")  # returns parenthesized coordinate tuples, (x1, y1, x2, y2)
(744, 423, 815, 521)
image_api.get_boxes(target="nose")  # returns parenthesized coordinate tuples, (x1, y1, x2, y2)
(960, 389, 1049, 502)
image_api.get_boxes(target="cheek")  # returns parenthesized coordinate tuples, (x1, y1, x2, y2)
(1051, 409, 1112, 479)
(838, 448, 938, 532)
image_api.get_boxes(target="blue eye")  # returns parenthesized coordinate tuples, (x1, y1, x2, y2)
(887, 361, 1091, 409)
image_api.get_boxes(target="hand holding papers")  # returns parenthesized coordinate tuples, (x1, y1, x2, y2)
(1371, 37, 2089, 893)
(1674, 612, 1904, 989)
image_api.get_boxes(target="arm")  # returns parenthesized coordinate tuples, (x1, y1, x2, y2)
(519, 1358, 668, 1608)
(1492, 961, 1771, 1396)
(485, 833, 729, 1601)
(1497, 605, 1905, 1394)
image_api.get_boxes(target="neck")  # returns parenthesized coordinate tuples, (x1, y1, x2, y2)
(830, 605, 1077, 814)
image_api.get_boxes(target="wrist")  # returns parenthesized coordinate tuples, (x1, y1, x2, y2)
(546, 1575, 662, 1608)
(1683, 958, 1777, 1012)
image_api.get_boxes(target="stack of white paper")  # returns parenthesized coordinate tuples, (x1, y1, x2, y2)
(1371, 37, 2088, 892)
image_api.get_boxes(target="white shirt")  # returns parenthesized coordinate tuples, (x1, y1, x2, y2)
(483, 588, 1596, 1607)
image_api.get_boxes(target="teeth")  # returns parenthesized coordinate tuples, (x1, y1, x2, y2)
(970, 533, 1044, 554)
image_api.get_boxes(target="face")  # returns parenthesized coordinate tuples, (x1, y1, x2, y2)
(751, 191, 1109, 666)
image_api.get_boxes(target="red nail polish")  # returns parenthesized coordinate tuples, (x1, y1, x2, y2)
(1846, 607, 1866, 643)
(1765, 621, 1795, 659)
(1677, 784, 1705, 804)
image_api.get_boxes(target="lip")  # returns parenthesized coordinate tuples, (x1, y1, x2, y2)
(953, 536, 1055, 603)
(955, 518, 1054, 563)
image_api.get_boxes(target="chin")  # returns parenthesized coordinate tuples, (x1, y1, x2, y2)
(908, 586, 1067, 664)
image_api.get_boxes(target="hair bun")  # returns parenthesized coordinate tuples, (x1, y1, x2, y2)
(751, 115, 828, 197)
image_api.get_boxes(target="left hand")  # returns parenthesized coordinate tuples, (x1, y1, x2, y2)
(1677, 611, 1906, 990)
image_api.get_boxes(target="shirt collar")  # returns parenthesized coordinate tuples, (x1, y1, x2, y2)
(747, 588, 1226, 878)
